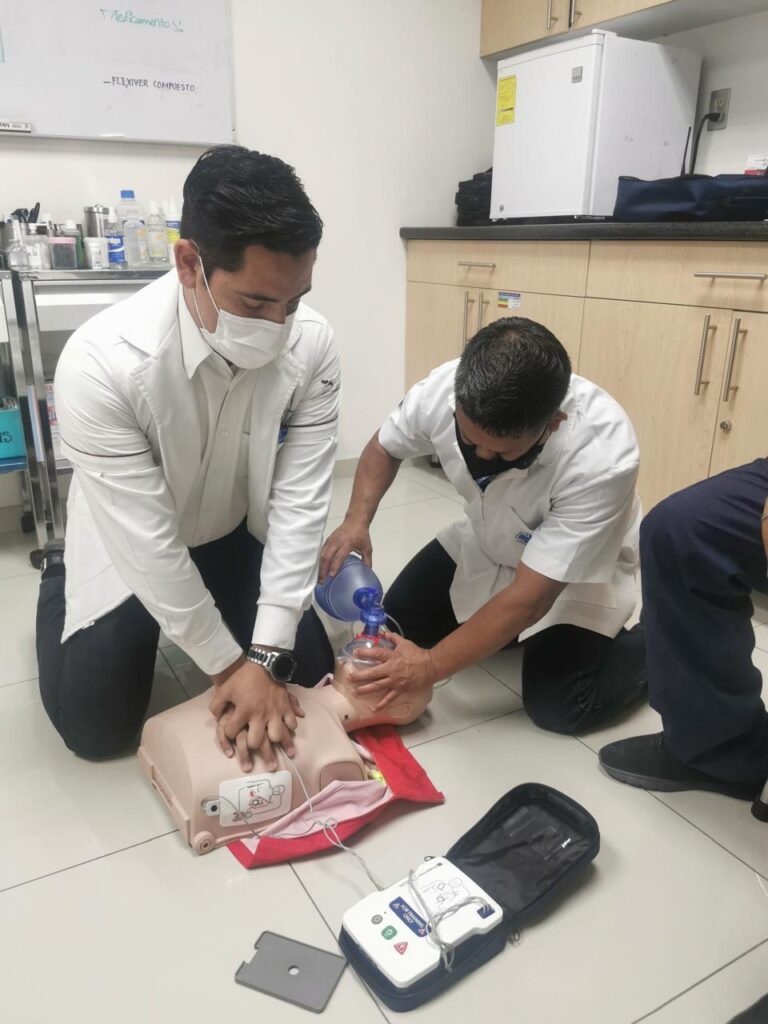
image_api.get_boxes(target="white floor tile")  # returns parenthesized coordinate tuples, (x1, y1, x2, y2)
(643, 940, 768, 1024)
(328, 473, 444, 519)
(161, 642, 211, 698)
(0, 530, 36, 580)
(0, 573, 39, 686)
(0, 655, 187, 891)
(753, 592, 768, 625)
(292, 714, 768, 1024)
(400, 463, 463, 503)
(753, 621, 768, 653)
(580, 652, 768, 879)
(365, 497, 463, 590)
(399, 664, 522, 749)
(0, 833, 382, 1024)
(481, 646, 524, 696)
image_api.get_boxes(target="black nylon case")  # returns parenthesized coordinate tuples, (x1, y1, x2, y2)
(339, 783, 600, 1012)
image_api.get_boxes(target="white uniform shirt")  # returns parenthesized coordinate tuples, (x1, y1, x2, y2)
(55, 272, 340, 674)
(175, 290, 250, 547)
(378, 361, 640, 640)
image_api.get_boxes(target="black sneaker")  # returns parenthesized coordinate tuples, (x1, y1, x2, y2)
(599, 733, 762, 800)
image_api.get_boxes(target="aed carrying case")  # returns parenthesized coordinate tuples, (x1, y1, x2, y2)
(339, 783, 600, 1012)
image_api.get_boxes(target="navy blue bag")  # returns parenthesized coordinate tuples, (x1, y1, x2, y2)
(339, 783, 600, 1012)
(614, 174, 768, 222)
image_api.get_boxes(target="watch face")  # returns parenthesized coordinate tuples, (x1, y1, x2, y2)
(271, 652, 296, 682)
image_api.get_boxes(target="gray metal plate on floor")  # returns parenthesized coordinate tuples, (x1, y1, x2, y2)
(235, 931, 347, 1013)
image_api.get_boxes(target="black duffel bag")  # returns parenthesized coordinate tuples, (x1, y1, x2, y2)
(614, 173, 768, 222)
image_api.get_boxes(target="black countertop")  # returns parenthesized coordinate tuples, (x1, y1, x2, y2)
(400, 222, 768, 242)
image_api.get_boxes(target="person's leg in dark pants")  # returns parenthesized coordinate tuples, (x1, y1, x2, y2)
(600, 459, 768, 794)
(190, 520, 334, 686)
(37, 522, 334, 758)
(384, 539, 460, 647)
(386, 538, 647, 733)
(37, 563, 160, 759)
(522, 623, 647, 734)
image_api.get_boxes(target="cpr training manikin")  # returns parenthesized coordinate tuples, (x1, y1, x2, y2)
(139, 557, 431, 854)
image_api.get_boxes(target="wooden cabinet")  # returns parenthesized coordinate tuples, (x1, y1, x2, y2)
(404, 235, 768, 512)
(709, 312, 768, 477)
(406, 282, 478, 387)
(481, 0, 568, 57)
(405, 240, 589, 388)
(579, 299, 732, 511)
(570, 0, 669, 31)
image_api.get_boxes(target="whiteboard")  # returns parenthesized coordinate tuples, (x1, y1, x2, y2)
(0, 0, 233, 145)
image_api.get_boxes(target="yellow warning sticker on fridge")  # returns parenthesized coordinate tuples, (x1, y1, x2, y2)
(496, 75, 516, 126)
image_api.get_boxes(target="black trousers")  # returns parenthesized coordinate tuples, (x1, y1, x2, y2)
(641, 459, 768, 784)
(36, 521, 334, 759)
(384, 539, 647, 735)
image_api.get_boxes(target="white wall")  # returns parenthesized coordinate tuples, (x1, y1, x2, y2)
(657, 10, 768, 174)
(231, 0, 494, 458)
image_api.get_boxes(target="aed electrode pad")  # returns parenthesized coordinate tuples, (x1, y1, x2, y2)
(342, 857, 503, 988)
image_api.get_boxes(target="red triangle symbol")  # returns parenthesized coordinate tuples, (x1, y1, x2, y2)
(395, 942, 408, 955)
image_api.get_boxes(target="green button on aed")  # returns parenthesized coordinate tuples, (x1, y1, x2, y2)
(381, 925, 397, 940)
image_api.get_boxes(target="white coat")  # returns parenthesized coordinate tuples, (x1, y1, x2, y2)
(378, 361, 640, 640)
(55, 271, 340, 674)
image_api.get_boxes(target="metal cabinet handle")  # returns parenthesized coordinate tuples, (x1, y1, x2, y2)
(457, 261, 496, 270)
(569, 0, 581, 24)
(721, 317, 743, 403)
(693, 271, 767, 281)
(477, 291, 490, 333)
(546, 0, 559, 27)
(693, 314, 712, 396)
(462, 290, 475, 345)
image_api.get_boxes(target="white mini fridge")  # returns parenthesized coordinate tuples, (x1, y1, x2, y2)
(490, 31, 701, 220)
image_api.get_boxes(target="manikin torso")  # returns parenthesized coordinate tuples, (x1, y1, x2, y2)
(139, 655, 432, 853)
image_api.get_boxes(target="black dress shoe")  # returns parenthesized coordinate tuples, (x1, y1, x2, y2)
(599, 733, 763, 800)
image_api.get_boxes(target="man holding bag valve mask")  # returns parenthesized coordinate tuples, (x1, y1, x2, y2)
(37, 146, 339, 771)
(321, 318, 647, 733)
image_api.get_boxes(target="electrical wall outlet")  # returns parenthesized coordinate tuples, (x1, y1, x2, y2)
(708, 88, 731, 131)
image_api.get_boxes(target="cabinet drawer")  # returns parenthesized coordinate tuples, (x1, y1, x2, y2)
(407, 240, 590, 296)
(587, 241, 768, 312)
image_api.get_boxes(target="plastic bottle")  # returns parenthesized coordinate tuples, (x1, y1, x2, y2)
(105, 208, 126, 267)
(146, 202, 168, 264)
(163, 197, 181, 262)
(59, 220, 85, 268)
(116, 189, 148, 267)
(5, 220, 29, 269)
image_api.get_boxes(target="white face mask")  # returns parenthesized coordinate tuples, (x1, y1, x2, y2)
(191, 257, 295, 369)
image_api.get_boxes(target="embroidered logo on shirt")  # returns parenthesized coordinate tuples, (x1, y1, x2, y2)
(515, 530, 532, 544)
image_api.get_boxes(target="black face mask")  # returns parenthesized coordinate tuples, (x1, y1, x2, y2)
(454, 417, 547, 484)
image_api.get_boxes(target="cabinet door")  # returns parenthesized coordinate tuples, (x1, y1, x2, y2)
(479, 290, 584, 370)
(406, 283, 478, 388)
(709, 312, 768, 477)
(580, 299, 731, 512)
(570, 0, 669, 29)
(481, 0, 567, 57)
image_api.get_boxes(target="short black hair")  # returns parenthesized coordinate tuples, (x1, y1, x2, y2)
(455, 317, 571, 437)
(180, 145, 323, 273)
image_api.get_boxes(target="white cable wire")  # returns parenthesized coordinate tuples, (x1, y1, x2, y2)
(202, 747, 386, 891)
(406, 866, 491, 972)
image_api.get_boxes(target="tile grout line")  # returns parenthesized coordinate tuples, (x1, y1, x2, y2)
(405, 705, 527, 751)
(0, 674, 39, 690)
(288, 863, 390, 1022)
(572, 735, 768, 882)
(628, 936, 768, 1024)
(0, 830, 178, 895)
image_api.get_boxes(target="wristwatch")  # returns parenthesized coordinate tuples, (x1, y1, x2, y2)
(245, 645, 298, 683)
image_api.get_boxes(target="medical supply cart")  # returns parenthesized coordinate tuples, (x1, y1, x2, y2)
(5, 268, 166, 565)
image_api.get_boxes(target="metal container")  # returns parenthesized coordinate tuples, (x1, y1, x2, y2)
(83, 204, 109, 238)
